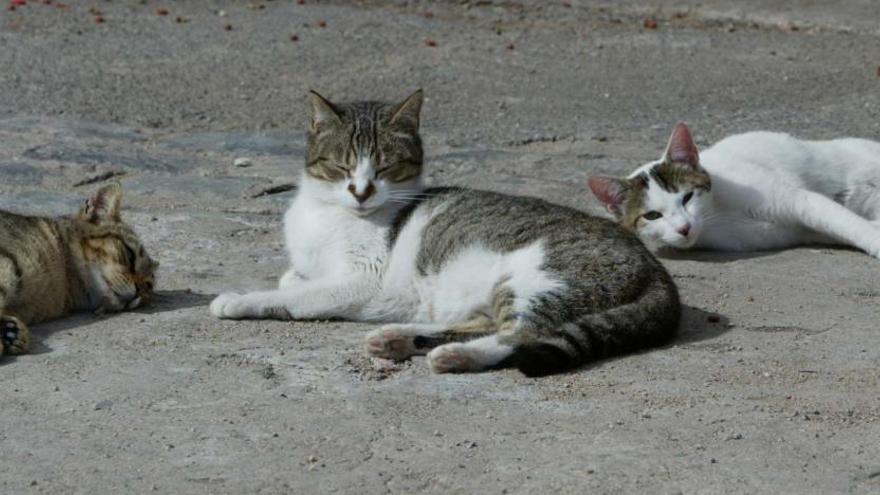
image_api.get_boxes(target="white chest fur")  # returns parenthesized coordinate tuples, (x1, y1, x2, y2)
(283, 189, 391, 283)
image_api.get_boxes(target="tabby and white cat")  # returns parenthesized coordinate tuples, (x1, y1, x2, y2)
(0, 183, 157, 358)
(589, 123, 880, 257)
(210, 90, 680, 376)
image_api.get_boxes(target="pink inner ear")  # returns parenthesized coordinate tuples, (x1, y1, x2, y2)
(664, 122, 700, 168)
(588, 176, 626, 213)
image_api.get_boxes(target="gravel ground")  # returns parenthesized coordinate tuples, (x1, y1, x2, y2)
(1, 1, 879, 493)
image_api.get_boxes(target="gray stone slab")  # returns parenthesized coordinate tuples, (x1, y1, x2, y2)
(21, 144, 186, 173)
(160, 131, 306, 157)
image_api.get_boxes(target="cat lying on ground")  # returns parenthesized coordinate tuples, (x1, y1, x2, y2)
(589, 123, 880, 257)
(0, 183, 157, 358)
(210, 90, 680, 376)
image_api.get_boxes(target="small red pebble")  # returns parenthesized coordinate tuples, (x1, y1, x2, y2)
(505, 42, 514, 50)
(54, 1, 65, 7)
(94, 15, 104, 23)
(42, 0, 51, 4)
(11, 0, 26, 6)
(707, 314, 721, 323)
(644, 18, 658, 29)
(156, 8, 168, 16)
(289, 34, 299, 42)
(317, 20, 326, 28)
(296, 0, 304, 4)
(424, 38, 437, 47)
(561, 1, 571, 7)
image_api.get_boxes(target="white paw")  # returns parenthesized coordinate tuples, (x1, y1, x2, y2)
(210, 292, 249, 319)
(427, 344, 478, 374)
(365, 325, 419, 361)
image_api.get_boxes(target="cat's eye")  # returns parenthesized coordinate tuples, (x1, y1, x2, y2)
(643, 211, 663, 221)
(682, 192, 694, 205)
(122, 243, 137, 269)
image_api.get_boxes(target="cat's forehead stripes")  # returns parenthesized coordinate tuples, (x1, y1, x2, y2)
(650, 162, 712, 192)
(648, 167, 676, 193)
(346, 101, 386, 159)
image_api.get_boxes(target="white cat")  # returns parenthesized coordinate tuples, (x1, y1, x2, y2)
(588, 123, 880, 257)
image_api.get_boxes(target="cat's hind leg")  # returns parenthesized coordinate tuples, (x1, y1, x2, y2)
(365, 315, 497, 361)
(427, 334, 515, 373)
(0, 314, 29, 355)
(776, 190, 880, 257)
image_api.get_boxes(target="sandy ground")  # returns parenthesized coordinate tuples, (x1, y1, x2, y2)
(1, 1, 879, 493)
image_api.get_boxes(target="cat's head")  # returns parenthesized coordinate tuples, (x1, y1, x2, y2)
(303, 89, 424, 215)
(72, 183, 158, 312)
(588, 123, 711, 249)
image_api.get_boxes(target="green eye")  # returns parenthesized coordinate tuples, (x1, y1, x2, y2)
(643, 211, 663, 221)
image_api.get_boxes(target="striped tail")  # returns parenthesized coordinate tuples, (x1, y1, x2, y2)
(511, 273, 681, 377)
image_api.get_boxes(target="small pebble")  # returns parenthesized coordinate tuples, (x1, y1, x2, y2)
(234, 157, 253, 168)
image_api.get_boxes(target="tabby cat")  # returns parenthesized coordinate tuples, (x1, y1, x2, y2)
(589, 123, 880, 257)
(0, 183, 157, 358)
(210, 90, 680, 376)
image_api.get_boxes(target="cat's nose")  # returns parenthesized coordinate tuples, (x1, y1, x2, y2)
(677, 224, 691, 237)
(348, 182, 376, 204)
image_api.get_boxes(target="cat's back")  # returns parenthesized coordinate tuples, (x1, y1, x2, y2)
(704, 131, 813, 170)
(704, 131, 880, 187)
(0, 210, 70, 321)
(0, 210, 59, 251)
(394, 187, 658, 275)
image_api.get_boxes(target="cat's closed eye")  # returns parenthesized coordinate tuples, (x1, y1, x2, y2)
(643, 211, 663, 221)
(682, 191, 694, 205)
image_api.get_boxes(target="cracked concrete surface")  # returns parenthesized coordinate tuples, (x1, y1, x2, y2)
(1, 1, 879, 493)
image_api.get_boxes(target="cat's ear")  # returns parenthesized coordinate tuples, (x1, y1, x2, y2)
(588, 176, 628, 216)
(307, 90, 342, 133)
(663, 122, 700, 168)
(80, 182, 122, 224)
(388, 89, 423, 131)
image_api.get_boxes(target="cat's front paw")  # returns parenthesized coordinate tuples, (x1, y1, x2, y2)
(210, 292, 250, 319)
(0, 315, 30, 355)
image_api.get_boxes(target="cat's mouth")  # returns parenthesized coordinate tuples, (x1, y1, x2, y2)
(351, 204, 380, 216)
(95, 289, 143, 314)
(663, 234, 699, 249)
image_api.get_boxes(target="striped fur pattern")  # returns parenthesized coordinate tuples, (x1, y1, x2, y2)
(0, 183, 157, 358)
(210, 91, 680, 376)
